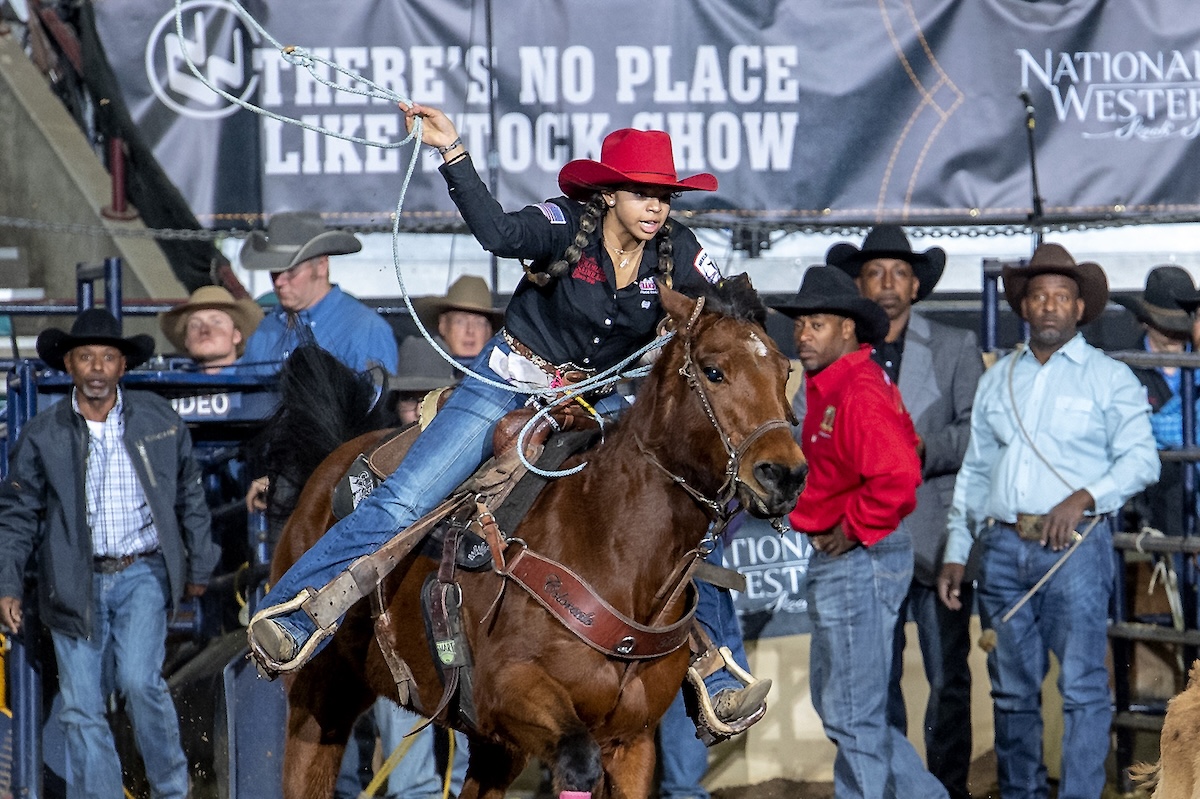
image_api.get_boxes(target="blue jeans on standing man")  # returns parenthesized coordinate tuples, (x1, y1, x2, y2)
(336, 701, 469, 799)
(51, 553, 189, 799)
(886, 579, 974, 799)
(657, 537, 751, 799)
(977, 517, 1114, 799)
(807, 523, 948, 799)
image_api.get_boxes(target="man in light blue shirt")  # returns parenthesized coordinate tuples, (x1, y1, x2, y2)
(937, 244, 1158, 799)
(238, 212, 398, 375)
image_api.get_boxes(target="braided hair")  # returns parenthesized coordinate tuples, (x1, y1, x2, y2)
(543, 190, 677, 287)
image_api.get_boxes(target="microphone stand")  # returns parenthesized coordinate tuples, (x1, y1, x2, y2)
(1020, 91, 1045, 250)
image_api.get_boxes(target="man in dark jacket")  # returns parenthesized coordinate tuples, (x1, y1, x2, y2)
(0, 309, 219, 799)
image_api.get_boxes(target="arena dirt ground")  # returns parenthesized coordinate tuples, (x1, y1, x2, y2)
(708, 751, 1148, 799)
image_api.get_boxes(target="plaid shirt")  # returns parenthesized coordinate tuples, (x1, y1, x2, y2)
(74, 389, 160, 558)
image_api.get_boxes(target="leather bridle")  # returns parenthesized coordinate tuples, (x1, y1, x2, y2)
(637, 296, 796, 536)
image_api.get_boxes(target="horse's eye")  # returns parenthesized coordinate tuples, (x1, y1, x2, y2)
(702, 366, 724, 383)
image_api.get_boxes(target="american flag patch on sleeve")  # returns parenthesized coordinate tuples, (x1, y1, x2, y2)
(534, 202, 567, 224)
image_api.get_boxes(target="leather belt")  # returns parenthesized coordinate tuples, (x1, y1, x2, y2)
(500, 328, 611, 396)
(501, 329, 594, 384)
(995, 513, 1047, 541)
(93, 548, 160, 574)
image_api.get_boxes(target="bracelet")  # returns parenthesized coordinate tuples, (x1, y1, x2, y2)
(435, 137, 463, 155)
(444, 150, 469, 166)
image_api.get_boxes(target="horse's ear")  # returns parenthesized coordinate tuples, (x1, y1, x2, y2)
(656, 279, 698, 329)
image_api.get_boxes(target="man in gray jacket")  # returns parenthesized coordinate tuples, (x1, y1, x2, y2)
(826, 226, 983, 799)
(0, 309, 219, 799)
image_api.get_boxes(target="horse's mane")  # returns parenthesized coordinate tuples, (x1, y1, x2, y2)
(260, 345, 397, 526)
(683, 273, 767, 327)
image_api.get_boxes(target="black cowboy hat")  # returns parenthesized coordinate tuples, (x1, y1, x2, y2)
(388, 337, 458, 394)
(1116, 265, 1194, 337)
(827, 225, 946, 303)
(1176, 284, 1200, 315)
(772, 266, 890, 345)
(36, 308, 155, 372)
(240, 211, 362, 272)
(1002, 243, 1109, 326)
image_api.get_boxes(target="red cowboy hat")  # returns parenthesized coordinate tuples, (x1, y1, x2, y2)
(557, 129, 718, 201)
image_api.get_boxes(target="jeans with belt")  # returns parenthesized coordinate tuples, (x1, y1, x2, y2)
(50, 553, 188, 799)
(978, 517, 1115, 799)
(807, 523, 948, 799)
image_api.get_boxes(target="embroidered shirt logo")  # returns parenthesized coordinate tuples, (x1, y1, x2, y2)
(693, 249, 721, 283)
(572, 255, 605, 285)
(638, 277, 658, 294)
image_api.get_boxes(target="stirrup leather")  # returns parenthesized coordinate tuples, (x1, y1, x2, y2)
(685, 645, 768, 746)
(247, 587, 338, 677)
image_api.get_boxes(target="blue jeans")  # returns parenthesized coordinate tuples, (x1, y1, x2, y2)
(658, 690, 709, 799)
(657, 538, 748, 798)
(50, 554, 189, 799)
(887, 579, 974, 799)
(807, 524, 948, 799)
(977, 518, 1114, 799)
(337, 701, 469, 799)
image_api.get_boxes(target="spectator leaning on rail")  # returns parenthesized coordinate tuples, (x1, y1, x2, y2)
(777, 266, 948, 799)
(937, 243, 1159, 799)
(816, 225, 983, 799)
(237, 211, 399, 375)
(159, 284, 264, 374)
(0, 308, 219, 799)
(1117, 265, 1200, 537)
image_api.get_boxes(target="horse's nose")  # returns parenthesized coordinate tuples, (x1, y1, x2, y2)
(753, 460, 808, 502)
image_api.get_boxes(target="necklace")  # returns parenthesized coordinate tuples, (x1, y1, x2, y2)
(606, 236, 645, 271)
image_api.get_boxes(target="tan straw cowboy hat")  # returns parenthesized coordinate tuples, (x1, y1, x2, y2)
(240, 211, 361, 272)
(412, 276, 505, 331)
(160, 285, 265, 356)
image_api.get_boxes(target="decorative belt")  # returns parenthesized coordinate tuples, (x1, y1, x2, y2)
(501, 328, 596, 388)
(93, 548, 160, 574)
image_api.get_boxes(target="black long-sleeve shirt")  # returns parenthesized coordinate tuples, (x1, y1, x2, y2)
(440, 157, 719, 372)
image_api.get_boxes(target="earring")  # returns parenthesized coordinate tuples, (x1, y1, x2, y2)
(607, 200, 615, 207)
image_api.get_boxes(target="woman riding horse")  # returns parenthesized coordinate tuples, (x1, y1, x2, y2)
(249, 108, 783, 744)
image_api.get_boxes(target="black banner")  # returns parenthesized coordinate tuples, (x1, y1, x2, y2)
(94, 1, 1200, 229)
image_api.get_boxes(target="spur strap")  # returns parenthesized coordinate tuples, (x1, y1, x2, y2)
(499, 547, 696, 659)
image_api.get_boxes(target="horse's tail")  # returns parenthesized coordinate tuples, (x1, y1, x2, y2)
(1128, 759, 1160, 793)
(258, 344, 395, 527)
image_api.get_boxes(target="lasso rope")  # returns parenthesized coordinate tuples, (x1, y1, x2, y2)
(171, 0, 655, 415)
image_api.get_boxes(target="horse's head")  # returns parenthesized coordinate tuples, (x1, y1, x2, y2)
(647, 275, 807, 518)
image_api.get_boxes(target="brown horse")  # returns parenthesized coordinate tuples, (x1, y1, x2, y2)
(268, 279, 807, 799)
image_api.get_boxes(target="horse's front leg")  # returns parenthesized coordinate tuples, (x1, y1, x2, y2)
(456, 735, 527, 799)
(280, 659, 375, 799)
(598, 733, 657, 799)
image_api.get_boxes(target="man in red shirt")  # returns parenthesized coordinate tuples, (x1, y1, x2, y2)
(776, 266, 946, 799)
